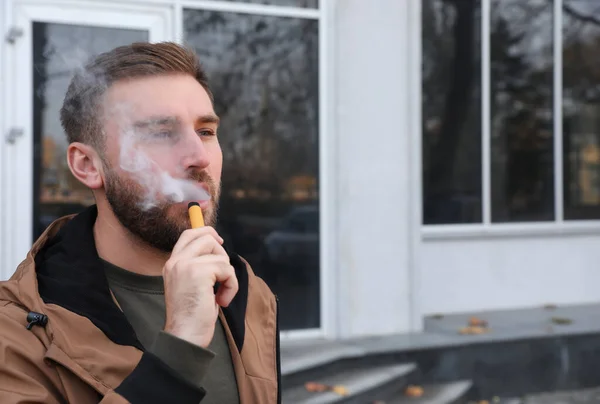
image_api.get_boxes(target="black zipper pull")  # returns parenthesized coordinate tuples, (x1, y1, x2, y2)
(26, 312, 48, 330)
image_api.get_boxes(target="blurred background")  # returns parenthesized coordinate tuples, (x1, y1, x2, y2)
(2, 0, 600, 402)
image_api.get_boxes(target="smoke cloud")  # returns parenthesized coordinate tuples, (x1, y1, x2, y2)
(116, 119, 211, 210)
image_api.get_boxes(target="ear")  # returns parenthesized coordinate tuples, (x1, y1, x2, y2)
(67, 142, 104, 190)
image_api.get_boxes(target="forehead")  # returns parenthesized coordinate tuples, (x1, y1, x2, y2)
(102, 74, 214, 125)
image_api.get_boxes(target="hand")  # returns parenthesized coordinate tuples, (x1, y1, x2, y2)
(162, 227, 239, 348)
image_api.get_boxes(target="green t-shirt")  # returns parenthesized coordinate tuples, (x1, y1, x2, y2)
(102, 260, 240, 404)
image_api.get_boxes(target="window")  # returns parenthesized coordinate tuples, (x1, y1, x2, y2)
(563, 0, 600, 219)
(184, 7, 320, 331)
(422, 0, 600, 225)
(422, 0, 482, 225)
(490, 0, 554, 223)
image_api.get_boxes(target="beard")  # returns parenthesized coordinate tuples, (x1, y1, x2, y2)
(103, 167, 220, 253)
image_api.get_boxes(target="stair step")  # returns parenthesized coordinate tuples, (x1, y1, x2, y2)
(283, 363, 417, 404)
(381, 380, 473, 404)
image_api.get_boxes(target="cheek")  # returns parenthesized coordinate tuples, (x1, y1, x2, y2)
(150, 153, 179, 170)
(208, 144, 223, 177)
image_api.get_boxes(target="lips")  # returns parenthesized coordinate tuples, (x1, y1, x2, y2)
(197, 182, 211, 195)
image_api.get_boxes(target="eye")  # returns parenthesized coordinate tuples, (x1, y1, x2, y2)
(197, 129, 216, 137)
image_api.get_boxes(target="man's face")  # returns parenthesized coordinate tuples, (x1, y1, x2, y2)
(100, 74, 222, 252)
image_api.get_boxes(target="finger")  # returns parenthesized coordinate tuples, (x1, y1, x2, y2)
(174, 235, 228, 261)
(173, 227, 223, 254)
(172, 255, 238, 301)
(172, 227, 223, 255)
(215, 278, 238, 308)
(187, 257, 237, 306)
(165, 237, 225, 272)
(214, 266, 238, 307)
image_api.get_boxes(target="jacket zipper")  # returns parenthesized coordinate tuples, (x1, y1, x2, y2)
(275, 295, 281, 404)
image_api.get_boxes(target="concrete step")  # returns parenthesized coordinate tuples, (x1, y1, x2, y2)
(382, 380, 473, 404)
(494, 385, 600, 404)
(282, 363, 417, 404)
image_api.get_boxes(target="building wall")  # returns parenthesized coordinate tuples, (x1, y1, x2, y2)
(419, 233, 600, 316)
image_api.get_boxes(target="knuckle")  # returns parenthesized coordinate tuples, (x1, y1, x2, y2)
(180, 228, 196, 239)
(167, 259, 190, 275)
(164, 259, 177, 272)
(202, 234, 216, 243)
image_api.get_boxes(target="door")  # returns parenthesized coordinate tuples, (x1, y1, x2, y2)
(1, 1, 172, 279)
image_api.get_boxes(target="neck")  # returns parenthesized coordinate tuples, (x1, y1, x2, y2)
(93, 201, 168, 276)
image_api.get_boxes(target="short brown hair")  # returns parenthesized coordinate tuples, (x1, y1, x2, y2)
(60, 41, 212, 150)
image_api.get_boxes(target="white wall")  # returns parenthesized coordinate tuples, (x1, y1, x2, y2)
(419, 233, 600, 315)
(333, 0, 416, 338)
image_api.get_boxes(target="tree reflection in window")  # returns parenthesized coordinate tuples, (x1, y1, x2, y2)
(422, 0, 482, 225)
(490, 0, 554, 223)
(184, 10, 320, 330)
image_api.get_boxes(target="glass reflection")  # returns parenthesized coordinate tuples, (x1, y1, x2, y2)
(563, 0, 600, 219)
(422, 0, 482, 225)
(33, 23, 148, 240)
(490, 0, 555, 222)
(184, 10, 320, 330)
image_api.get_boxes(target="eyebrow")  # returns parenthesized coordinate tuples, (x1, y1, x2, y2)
(133, 114, 220, 129)
(133, 116, 180, 129)
(197, 114, 220, 126)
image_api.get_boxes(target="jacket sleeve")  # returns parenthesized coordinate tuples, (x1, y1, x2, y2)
(0, 308, 206, 404)
(109, 351, 207, 403)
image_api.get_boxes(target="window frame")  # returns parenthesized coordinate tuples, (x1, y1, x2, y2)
(417, 0, 600, 239)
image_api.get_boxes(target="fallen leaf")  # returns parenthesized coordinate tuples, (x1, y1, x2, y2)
(305, 382, 328, 392)
(459, 325, 489, 335)
(551, 316, 573, 325)
(405, 385, 424, 397)
(430, 314, 444, 320)
(331, 385, 349, 396)
(305, 382, 349, 396)
(468, 316, 488, 327)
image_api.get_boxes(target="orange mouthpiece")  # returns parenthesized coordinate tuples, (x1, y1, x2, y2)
(188, 202, 205, 228)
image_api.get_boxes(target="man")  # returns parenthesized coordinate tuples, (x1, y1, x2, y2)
(0, 42, 280, 403)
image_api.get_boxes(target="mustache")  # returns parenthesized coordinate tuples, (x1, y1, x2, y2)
(187, 170, 216, 196)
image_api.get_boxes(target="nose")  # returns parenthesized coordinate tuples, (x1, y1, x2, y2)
(180, 129, 210, 170)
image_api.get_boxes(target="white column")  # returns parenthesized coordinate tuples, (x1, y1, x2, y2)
(334, 0, 414, 337)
